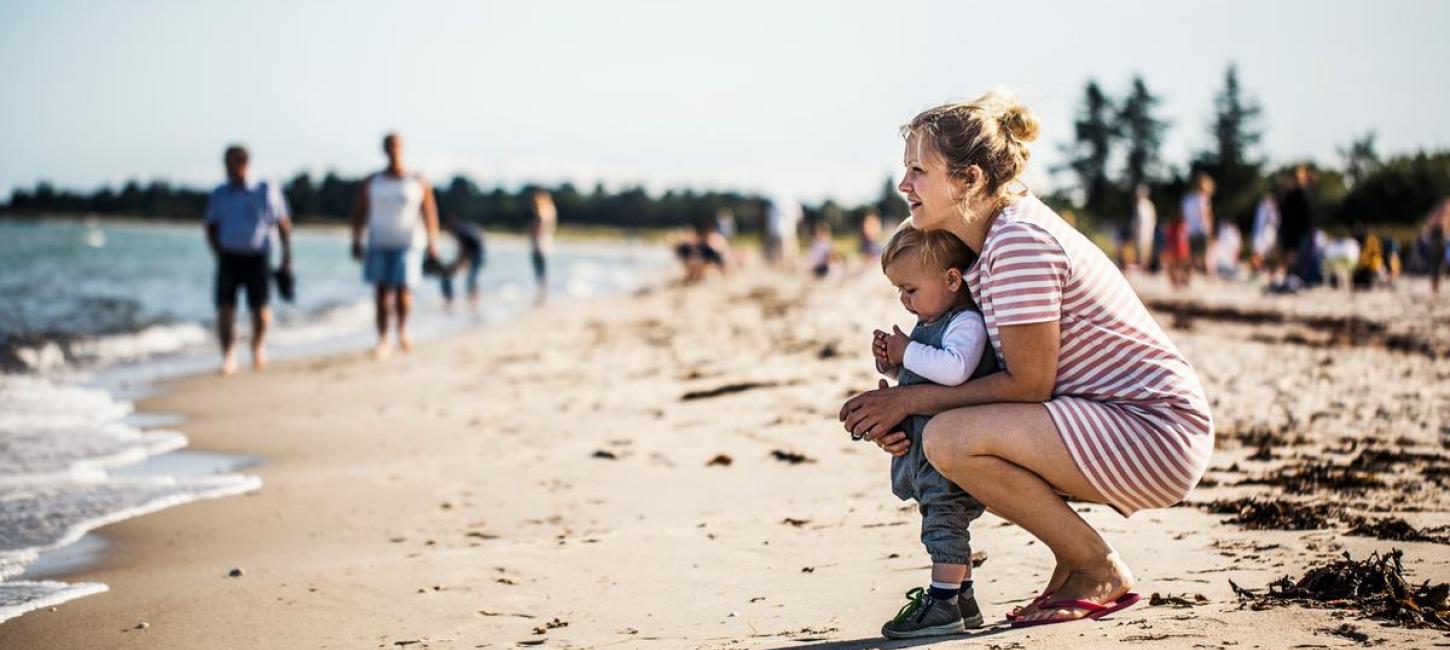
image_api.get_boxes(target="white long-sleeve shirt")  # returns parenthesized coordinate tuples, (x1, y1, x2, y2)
(897, 310, 989, 386)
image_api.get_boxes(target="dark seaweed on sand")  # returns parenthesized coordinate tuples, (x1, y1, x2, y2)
(1202, 498, 1341, 530)
(1347, 518, 1450, 545)
(770, 449, 814, 464)
(1235, 461, 1385, 494)
(1215, 423, 1311, 449)
(1204, 499, 1450, 543)
(1230, 550, 1450, 631)
(680, 381, 778, 401)
(1351, 447, 1450, 476)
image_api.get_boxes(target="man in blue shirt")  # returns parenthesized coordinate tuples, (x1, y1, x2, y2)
(204, 145, 293, 375)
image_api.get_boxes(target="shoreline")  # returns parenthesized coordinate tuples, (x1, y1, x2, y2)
(2, 269, 1447, 648)
(0, 212, 682, 245)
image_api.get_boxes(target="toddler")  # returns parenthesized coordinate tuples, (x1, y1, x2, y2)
(869, 223, 998, 639)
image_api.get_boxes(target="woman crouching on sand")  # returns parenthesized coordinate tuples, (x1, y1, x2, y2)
(840, 89, 1214, 627)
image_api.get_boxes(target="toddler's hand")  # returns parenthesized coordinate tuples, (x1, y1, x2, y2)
(885, 325, 911, 366)
(872, 330, 896, 374)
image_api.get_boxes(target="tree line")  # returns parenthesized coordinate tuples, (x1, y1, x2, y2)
(1, 168, 911, 237)
(1053, 63, 1450, 231)
(6, 62, 1445, 234)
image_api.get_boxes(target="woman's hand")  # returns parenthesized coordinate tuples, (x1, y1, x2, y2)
(841, 379, 912, 454)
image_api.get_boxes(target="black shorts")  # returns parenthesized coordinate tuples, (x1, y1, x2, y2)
(216, 252, 270, 309)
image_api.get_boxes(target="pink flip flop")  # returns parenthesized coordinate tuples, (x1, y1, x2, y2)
(1004, 591, 1055, 623)
(1009, 592, 1142, 628)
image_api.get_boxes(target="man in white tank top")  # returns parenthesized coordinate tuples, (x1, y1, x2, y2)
(350, 133, 440, 359)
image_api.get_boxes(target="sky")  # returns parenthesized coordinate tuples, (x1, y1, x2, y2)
(2, 0, 1448, 204)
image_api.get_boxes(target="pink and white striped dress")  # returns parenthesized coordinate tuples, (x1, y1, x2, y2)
(965, 194, 1214, 516)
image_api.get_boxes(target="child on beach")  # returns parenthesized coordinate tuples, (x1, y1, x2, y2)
(868, 223, 999, 639)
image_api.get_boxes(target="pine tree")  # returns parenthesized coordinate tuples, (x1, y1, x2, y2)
(1116, 75, 1168, 192)
(1058, 80, 1119, 218)
(1338, 131, 1380, 188)
(1193, 62, 1266, 225)
(876, 175, 908, 222)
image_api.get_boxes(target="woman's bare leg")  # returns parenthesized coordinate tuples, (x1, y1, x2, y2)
(922, 403, 1134, 623)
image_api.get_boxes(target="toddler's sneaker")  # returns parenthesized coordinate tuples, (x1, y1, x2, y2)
(881, 587, 965, 639)
(957, 587, 985, 629)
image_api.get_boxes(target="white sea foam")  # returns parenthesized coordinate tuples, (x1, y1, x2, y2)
(76, 323, 211, 365)
(0, 581, 108, 624)
(0, 373, 261, 625)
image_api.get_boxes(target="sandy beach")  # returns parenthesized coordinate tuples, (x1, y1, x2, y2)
(3, 266, 1448, 649)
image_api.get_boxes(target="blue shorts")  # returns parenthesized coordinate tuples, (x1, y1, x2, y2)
(364, 247, 421, 287)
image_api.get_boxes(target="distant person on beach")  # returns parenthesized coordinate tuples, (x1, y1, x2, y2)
(350, 133, 440, 359)
(204, 144, 293, 376)
(1249, 187, 1280, 276)
(1180, 172, 1214, 277)
(1160, 214, 1190, 288)
(1128, 184, 1156, 272)
(843, 90, 1212, 630)
(859, 209, 884, 262)
(529, 189, 557, 303)
(1278, 164, 1318, 284)
(440, 214, 485, 310)
(1323, 233, 1360, 289)
(674, 221, 729, 283)
(764, 197, 801, 267)
(1212, 221, 1242, 279)
(1350, 224, 1388, 291)
(715, 206, 736, 240)
(807, 221, 838, 278)
(869, 223, 998, 638)
(1425, 198, 1449, 294)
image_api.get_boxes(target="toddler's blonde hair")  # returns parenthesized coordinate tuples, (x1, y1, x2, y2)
(880, 221, 976, 273)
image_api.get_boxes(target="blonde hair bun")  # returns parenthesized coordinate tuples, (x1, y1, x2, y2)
(999, 103, 1040, 144)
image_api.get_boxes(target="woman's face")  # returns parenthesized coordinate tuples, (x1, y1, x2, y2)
(898, 135, 965, 231)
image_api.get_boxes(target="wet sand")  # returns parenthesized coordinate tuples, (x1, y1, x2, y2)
(3, 268, 1448, 649)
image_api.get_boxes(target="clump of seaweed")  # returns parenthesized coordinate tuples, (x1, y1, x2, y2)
(1230, 550, 1450, 630)
(1236, 461, 1385, 494)
(1346, 518, 1450, 545)
(1202, 498, 1342, 530)
(1216, 423, 1312, 450)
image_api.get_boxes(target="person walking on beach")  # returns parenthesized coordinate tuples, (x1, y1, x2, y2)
(350, 133, 440, 359)
(1180, 173, 1214, 278)
(528, 189, 557, 304)
(842, 90, 1213, 628)
(204, 144, 293, 376)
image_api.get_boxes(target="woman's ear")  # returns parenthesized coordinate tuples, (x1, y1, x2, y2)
(952, 165, 985, 201)
(964, 165, 986, 192)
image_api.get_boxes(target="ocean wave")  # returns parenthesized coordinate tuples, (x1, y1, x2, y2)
(0, 374, 262, 625)
(0, 472, 261, 623)
(2, 322, 211, 374)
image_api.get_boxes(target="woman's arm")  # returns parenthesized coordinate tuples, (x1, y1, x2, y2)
(841, 319, 1060, 442)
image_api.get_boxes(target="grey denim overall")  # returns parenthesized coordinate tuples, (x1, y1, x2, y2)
(890, 306, 999, 565)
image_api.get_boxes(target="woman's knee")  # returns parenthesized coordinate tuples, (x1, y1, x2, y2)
(922, 414, 991, 471)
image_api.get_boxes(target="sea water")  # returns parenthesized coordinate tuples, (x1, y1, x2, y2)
(0, 217, 668, 623)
